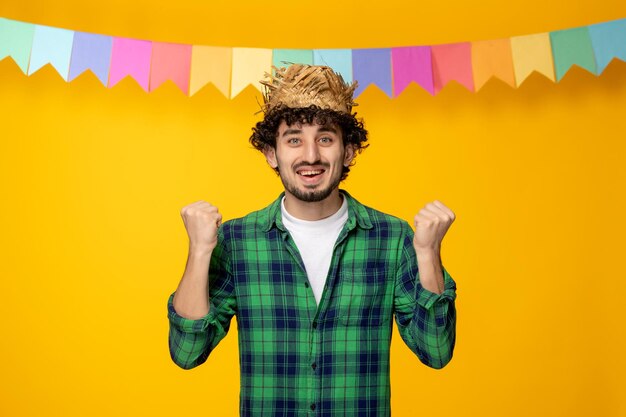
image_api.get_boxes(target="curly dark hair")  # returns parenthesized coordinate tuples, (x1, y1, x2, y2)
(249, 105, 369, 181)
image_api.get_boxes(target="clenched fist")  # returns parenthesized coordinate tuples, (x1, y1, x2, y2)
(413, 200, 455, 254)
(180, 201, 222, 254)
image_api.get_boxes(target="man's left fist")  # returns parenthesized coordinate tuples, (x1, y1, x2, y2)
(413, 200, 456, 253)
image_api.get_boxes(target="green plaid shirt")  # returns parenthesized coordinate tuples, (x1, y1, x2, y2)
(167, 190, 457, 417)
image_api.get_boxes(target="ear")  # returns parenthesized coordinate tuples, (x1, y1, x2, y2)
(263, 146, 278, 169)
(343, 144, 355, 167)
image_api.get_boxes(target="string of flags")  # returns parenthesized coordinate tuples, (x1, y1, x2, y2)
(1, 16, 625, 98)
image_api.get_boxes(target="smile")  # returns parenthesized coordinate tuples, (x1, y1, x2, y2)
(297, 169, 325, 177)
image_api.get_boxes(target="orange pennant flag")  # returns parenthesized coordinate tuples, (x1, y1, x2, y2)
(471, 38, 516, 90)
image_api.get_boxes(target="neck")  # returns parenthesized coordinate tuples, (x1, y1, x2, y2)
(283, 189, 343, 221)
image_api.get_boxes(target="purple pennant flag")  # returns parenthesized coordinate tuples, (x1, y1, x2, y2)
(391, 46, 433, 96)
(352, 48, 392, 98)
(69, 32, 113, 85)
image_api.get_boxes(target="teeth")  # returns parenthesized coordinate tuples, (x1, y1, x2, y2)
(299, 170, 323, 176)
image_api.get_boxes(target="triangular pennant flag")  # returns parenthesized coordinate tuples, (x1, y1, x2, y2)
(391, 46, 433, 96)
(108, 38, 152, 91)
(510, 33, 555, 85)
(431, 43, 474, 93)
(313, 49, 353, 83)
(588, 18, 626, 74)
(0, 18, 35, 73)
(471, 38, 516, 90)
(68, 32, 113, 85)
(28, 25, 74, 80)
(550, 27, 597, 81)
(231, 47, 272, 98)
(189, 46, 232, 97)
(352, 48, 392, 98)
(150, 42, 192, 94)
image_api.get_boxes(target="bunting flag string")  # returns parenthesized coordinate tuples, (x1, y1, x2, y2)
(1, 16, 625, 98)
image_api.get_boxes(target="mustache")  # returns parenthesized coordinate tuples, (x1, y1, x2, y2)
(293, 161, 330, 170)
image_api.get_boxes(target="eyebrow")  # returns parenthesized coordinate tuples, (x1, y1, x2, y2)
(281, 126, 338, 137)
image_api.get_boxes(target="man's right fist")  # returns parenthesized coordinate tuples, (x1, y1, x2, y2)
(180, 201, 222, 254)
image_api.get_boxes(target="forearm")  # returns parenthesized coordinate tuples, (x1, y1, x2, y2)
(172, 247, 213, 319)
(416, 249, 444, 295)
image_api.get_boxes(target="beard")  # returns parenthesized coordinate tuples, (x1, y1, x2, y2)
(277, 162, 342, 203)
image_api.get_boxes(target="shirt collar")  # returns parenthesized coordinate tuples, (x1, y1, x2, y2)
(261, 189, 373, 233)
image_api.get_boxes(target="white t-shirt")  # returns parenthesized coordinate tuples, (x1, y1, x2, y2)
(281, 196, 349, 305)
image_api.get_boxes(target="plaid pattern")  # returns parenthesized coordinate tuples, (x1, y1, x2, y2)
(168, 190, 457, 417)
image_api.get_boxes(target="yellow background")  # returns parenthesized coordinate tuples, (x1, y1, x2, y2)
(1, 1, 625, 416)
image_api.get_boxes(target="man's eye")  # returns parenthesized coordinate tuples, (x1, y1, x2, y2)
(287, 138, 300, 144)
(319, 137, 332, 143)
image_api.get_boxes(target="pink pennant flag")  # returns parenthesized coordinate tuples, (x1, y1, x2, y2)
(150, 42, 192, 94)
(109, 38, 152, 91)
(391, 46, 434, 96)
(431, 42, 474, 93)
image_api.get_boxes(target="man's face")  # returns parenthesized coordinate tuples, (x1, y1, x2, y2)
(264, 120, 354, 203)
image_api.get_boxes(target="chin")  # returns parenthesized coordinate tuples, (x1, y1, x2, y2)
(289, 186, 335, 203)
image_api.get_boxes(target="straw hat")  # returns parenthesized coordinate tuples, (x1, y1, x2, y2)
(259, 63, 359, 114)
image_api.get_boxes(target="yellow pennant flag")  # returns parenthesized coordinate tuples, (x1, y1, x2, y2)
(231, 47, 273, 98)
(189, 46, 232, 97)
(510, 33, 555, 85)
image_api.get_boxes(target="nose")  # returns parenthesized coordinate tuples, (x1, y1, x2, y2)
(303, 140, 320, 162)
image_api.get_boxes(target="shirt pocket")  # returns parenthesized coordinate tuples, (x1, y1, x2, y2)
(339, 268, 389, 326)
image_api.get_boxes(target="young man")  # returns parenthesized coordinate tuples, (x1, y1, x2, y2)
(167, 64, 458, 417)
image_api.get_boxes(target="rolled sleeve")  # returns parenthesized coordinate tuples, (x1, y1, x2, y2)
(167, 293, 219, 334)
(415, 267, 457, 310)
(394, 225, 458, 369)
